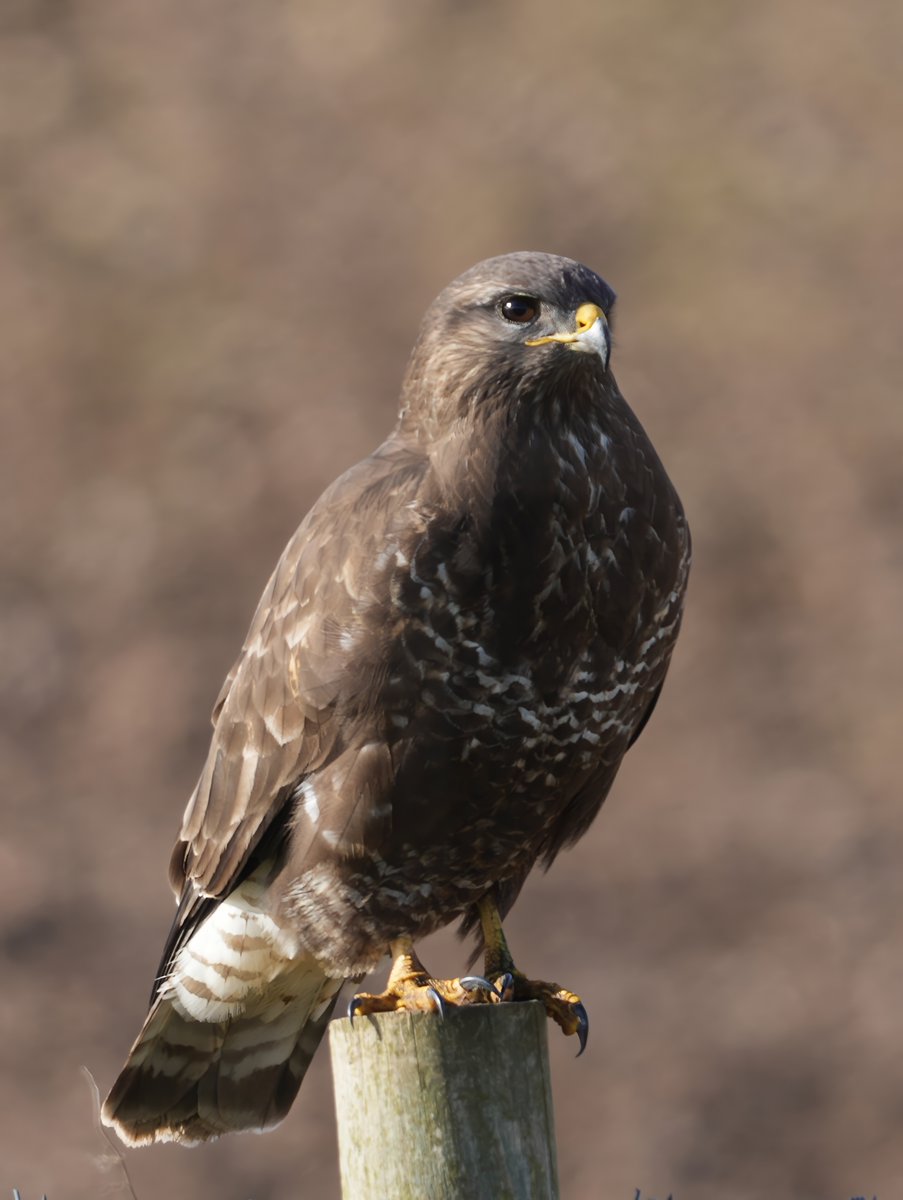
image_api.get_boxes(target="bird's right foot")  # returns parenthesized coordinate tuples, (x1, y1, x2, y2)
(348, 938, 500, 1022)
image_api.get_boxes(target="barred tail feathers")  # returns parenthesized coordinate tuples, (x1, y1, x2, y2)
(102, 874, 342, 1145)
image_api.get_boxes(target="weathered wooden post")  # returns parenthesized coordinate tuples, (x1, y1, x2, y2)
(329, 1000, 559, 1199)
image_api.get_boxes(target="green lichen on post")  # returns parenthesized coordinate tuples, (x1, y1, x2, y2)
(329, 1000, 559, 1200)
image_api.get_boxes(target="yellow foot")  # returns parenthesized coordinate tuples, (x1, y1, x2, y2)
(492, 970, 589, 1055)
(477, 895, 588, 1055)
(347, 973, 499, 1020)
(347, 937, 500, 1022)
(350, 923, 589, 1056)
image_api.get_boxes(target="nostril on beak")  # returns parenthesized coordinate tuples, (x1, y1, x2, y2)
(574, 303, 603, 333)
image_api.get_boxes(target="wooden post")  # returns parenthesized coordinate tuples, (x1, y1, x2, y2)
(329, 1000, 560, 1199)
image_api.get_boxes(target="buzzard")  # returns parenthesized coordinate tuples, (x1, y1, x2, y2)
(102, 252, 690, 1146)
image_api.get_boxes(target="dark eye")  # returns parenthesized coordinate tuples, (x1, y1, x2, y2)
(498, 294, 540, 324)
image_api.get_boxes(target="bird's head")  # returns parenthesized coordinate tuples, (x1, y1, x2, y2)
(399, 252, 617, 442)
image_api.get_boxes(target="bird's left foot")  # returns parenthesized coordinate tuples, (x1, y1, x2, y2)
(491, 969, 589, 1055)
(478, 894, 589, 1055)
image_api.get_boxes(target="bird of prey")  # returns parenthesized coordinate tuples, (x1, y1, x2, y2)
(102, 251, 690, 1146)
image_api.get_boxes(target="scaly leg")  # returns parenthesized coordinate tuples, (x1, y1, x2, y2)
(347, 901, 588, 1055)
(478, 893, 589, 1055)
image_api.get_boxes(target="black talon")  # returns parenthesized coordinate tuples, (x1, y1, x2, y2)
(425, 986, 446, 1017)
(496, 972, 514, 999)
(459, 975, 497, 996)
(574, 1002, 589, 1057)
(347, 996, 364, 1026)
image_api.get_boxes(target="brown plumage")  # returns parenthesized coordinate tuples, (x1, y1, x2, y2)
(102, 252, 690, 1145)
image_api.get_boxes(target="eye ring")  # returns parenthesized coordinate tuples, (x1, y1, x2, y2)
(498, 294, 540, 324)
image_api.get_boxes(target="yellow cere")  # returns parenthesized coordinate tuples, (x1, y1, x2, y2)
(574, 302, 603, 331)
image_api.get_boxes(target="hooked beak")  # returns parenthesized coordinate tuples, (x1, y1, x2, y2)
(525, 302, 609, 367)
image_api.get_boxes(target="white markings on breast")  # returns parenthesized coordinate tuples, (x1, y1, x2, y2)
(475, 669, 531, 695)
(566, 432, 588, 469)
(518, 706, 543, 731)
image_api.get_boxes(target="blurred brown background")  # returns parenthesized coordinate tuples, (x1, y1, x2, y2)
(2, 1, 902, 1197)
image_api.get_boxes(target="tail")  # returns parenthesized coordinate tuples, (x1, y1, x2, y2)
(102, 876, 343, 1145)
